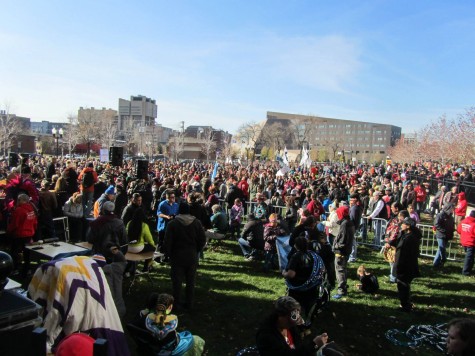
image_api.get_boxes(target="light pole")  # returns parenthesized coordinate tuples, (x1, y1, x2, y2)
(52, 127, 63, 157)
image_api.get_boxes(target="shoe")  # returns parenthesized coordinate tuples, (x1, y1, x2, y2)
(246, 255, 256, 261)
(332, 294, 346, 300)
(348, 258, 356, 263)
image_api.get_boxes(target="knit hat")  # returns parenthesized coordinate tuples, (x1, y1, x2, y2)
(56, 333, 94, 356)
(105, 185, 115, 195)
(102, 201, 115, 213)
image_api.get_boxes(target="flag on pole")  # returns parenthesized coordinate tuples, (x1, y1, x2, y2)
(211, 162, 219, 182)
(299, 145, 308, 167)
(283, 146, 289, 166)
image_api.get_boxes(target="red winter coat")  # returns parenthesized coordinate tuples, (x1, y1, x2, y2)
(457, 216, 475, 247)
(455, 192, 467, 217)
(7, 202, 38, 239)
(414, 185, 426, 203)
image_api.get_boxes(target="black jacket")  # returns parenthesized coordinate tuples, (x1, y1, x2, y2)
(332, 218, 355, 257)
(434, 209, 455, 240)
(256, 315, 315, 356)
(241, 218, 264, 250)
(164, 214, 206, 266)
(87, 214, 128, 262)
(391, 228, 421, 282)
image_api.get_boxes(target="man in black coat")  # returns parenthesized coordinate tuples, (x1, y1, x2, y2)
(163, 202, 206, 311)
(433, 202, 455, 268)
(332, 205, 355, 299)
(238, 213, 264, 260)
(87, 201, 128, 263)
(390, 217, 421, 312)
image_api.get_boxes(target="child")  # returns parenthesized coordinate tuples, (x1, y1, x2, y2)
(133, 293, 205, 355)
(407, 204, 420, 223)
(356, 265, 379, 294)
(446, 318, 475, 356)
(229, 198, 243, 239)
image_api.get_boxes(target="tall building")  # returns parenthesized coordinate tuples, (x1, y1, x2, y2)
(261, 111, 402, 162)
(78, 107, 117, 125)
(118, 95, 157, 133)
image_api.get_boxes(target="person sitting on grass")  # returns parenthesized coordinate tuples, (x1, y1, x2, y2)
(356, 265, 379, 294)
(207, 204, 228, 239)
(131, 293, 205, 355)
(446, 318, 475, 356)
(238, 213, 265, 261)
(256, 296, 343, 355)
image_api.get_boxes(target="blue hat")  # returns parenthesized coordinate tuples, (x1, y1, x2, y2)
(105, 185, 116, 195)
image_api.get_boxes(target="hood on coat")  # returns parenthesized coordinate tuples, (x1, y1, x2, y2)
(458, 192, 466, 200)
(175, 214, 196, 226)
(336, 206, 349, 220)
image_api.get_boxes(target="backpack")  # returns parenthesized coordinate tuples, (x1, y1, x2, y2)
(82, 170, 94, 188)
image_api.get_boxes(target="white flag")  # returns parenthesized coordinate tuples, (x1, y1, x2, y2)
(283, 146, 289, 166)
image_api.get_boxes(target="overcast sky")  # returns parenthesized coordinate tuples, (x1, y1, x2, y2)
(1, 0, 474, 134)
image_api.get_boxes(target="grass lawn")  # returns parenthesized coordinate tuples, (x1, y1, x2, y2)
(123, 238, 474, 356)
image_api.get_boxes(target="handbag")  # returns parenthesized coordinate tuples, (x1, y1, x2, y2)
(383, 246, 396, 263)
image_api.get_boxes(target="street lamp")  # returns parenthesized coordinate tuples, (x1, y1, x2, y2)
(52, 127, 63, 157)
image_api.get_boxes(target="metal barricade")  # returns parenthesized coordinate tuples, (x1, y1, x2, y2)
(417, 223, 464, 261)
(53, 216, 70, 242)
(355, 217, 388, 249)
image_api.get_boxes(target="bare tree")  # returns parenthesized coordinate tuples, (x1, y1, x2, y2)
(0, 102, 23, 156)
(200, 128, 216, 163)
(220, 134, 233, 162)
(168, 131, 185, 162)
(122, 119, 138, 155)
(454, 108, 475, 164)
(65, 113, 80, 155)
(235, 121, 263, 161)
(259, 122, 286, 155)
(97, 111, 118, 149)
(290, 117, 314, 148)
(76, 108, 100, 158)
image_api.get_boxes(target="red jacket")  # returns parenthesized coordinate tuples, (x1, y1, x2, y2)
(457, 216, 475, 247)
(414, 185, 426, 203)
(7, 202, 38, 239)
(455, 192, 467, 217)
(78, 167, 98, 193)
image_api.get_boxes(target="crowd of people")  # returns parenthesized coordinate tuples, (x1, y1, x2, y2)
(0, 155, 474, 355)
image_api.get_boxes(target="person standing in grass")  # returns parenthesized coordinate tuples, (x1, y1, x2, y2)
(457, 210, 475, 276)
(383, 205, 407, 283)
(332, 205, 355, 300)
(433, 203, 455, 268)
(389, 217, 421, 312)
(163, 202, 206, 311)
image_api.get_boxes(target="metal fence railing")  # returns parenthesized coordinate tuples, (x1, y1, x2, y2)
(217, 198, 465, 262)
(355, 217, 388, 248)
(406, 173, 475, 207)
(417, 224, 464, 261)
